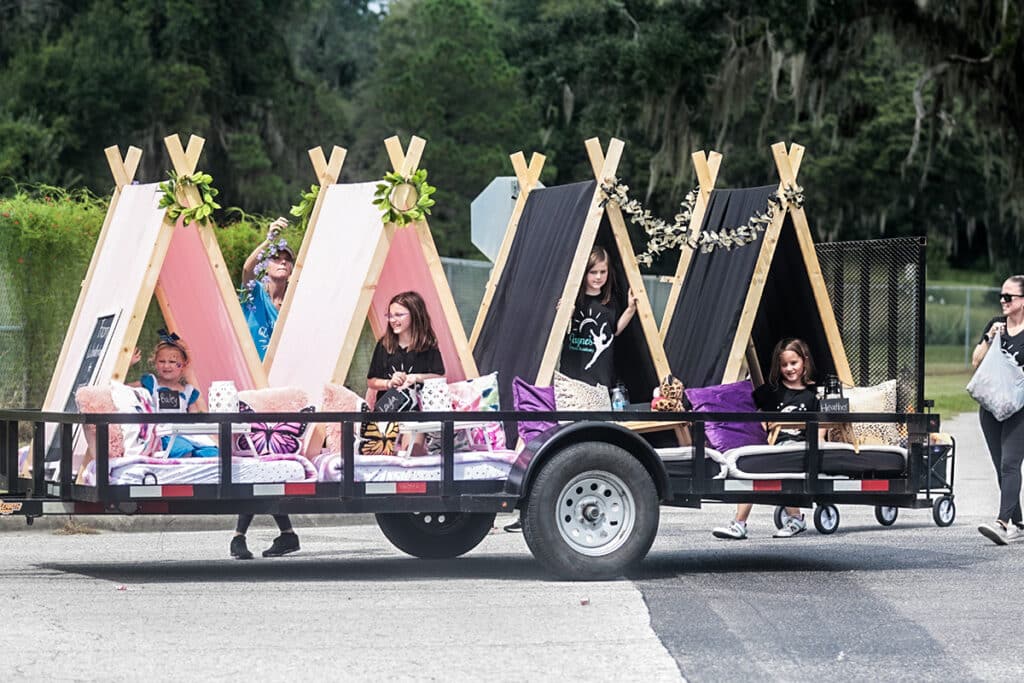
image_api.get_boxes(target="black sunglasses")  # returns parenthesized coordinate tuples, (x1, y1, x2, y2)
(999, 293, 1023, 303)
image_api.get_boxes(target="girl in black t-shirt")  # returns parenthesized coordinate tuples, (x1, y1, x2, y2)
(713, 338, 820, 540)
(367, 291, 445, 403)
(559, 246, 638, 389)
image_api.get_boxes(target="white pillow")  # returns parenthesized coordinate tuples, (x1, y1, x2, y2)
(109, 381, 158, 458)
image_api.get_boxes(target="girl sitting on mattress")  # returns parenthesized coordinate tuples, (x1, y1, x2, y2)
(712, 337, 823, 541)
(559, 245, 638, 390)
(129, 329, 216, 458)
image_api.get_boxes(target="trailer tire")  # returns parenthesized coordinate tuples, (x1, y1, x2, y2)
(874, 505, 899, 526)
(773, 506, 791, 530)
(932, 495, 955, 527)
(813, 504, 840, 534)
(375, 512, 496, 559)
(522, 441, 659, 580)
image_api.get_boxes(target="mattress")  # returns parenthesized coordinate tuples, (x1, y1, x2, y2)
(727, 443, 907, 479)
(80, 453, 317, 486)
(314, 450, 519, 482)
(656, 447, 727, 479)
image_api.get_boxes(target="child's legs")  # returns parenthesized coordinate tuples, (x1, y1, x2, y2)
(734, 503, 753, 522)
(784, 507, 802, 518)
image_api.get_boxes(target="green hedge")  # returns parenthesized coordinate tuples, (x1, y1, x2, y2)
(0, 187, 303, 407)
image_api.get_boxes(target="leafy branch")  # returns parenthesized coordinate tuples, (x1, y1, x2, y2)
(289, 184, 320, 231)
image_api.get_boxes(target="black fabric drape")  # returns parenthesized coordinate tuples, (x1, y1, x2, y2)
(474, 181, 596, 411)
(663, 186, 777, 388)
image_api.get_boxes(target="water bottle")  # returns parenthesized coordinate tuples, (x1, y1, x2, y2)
(611, 383, 629, 412)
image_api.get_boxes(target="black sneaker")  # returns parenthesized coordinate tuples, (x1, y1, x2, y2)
(262, 532, 300, 557)
(230, 535, 254, 560)
(503, 518, 522, 533)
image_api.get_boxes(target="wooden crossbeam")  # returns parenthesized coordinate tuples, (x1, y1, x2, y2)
(309, 145, 347, 187)
(660, 149, 722, 338)
(104, 145, 142, 190)
(384, 135, 426, 176)
(770, 141, 853, 386)
(469, 150, 546, 351)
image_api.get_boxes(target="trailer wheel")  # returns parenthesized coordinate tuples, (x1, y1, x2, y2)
(375, 512, 496, 559)
(522, 441, 659, 580)
(874, 505, 899, 526)
(813, 504, 840, 534)
(932, 496, 956, 527)
(772, 506, 792, 530)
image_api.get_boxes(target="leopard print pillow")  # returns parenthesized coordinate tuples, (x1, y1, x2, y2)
(553, 371, 612, 411)
(828, 379, 901, 446)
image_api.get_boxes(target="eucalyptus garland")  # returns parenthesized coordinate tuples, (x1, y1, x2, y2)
(157, 170, 221, 227)
(601, 181, 806, 267)
(372, 168, 436, 226)
(289, 184, 320, 231)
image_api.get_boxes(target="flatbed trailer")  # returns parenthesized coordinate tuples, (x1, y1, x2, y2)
(0, 407, 951, 579)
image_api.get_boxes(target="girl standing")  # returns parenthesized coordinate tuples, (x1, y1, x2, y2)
(559, 246, 638, 389)
(974, 275, 1024, 545)
(712, 338, 819, 540)
(367, 291, 445, 403)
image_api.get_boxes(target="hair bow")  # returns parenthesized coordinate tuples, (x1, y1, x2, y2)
(157, 328, 181, 344)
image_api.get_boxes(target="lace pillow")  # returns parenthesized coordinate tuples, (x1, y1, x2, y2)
(553, 371, 611, 411)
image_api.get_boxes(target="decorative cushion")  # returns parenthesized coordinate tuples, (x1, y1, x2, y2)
(553, 371, 611, 411)
(359, 417, 400, 455)
(513, 376, 556, 443)
(75, 383, 125, 459)
(684, 381, 767, 452)
(448, 372, 505, 450)
(321, 383, 366, 454)
(420, 377, 452, 412)
(829, 379, 901, 446)
(110, 382, 158, 458)
(234, 387, 316, 456)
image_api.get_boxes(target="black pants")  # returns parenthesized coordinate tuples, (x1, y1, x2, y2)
(979, 407, 1024, 524)
(235, 514, 293, 535)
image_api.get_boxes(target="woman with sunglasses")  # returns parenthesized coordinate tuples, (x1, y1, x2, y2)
(974, 275, 1024, 545)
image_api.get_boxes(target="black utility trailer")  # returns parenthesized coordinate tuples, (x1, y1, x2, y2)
(0, 406, 951, 579)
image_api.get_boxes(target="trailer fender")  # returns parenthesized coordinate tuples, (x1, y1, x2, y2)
(504, 421, 671, 503)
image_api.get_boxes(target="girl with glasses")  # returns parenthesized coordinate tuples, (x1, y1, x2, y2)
(367, 291, 445, 405)
(974, 275, 1024, 545)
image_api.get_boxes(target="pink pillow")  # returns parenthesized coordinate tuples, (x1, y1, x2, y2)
(321, 383, 365, 454)
(76, 385, 125, 459)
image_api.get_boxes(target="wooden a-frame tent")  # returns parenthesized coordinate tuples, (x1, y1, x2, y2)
(471, 137, 671, 410)
(659, 141, 853, 390)
(37, 134, 267, 478)
(264, 135, 478, 403)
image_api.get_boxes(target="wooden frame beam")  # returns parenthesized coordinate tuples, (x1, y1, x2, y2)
(659, 149, 722, 338)
(469, 150, 545, 351)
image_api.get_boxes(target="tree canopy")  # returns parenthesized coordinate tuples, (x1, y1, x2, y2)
(0, 0, 1020, 272)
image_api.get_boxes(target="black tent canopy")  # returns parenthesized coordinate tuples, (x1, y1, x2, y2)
(470, 138, 670, 412)
(660, 142, 853, 391)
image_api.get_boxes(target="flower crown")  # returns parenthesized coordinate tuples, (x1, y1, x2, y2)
(239, 238, 292, 307)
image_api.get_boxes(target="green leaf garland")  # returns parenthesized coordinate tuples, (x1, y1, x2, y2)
(158, 170, 222, 227)
(372, 168, 437, 227)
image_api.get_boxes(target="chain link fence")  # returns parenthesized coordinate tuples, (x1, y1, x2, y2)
(0, 257, 999, 408)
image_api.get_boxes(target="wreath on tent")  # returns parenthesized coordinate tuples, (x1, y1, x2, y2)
(600, 181, 805, 267)
(158, 170, 221, 227)
(373, 169, 436, 226)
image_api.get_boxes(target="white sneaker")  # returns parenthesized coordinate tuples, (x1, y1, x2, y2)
(978, 521, 1017, 546)
(712, 520, 748, 540)
(773, 515, 807, 538)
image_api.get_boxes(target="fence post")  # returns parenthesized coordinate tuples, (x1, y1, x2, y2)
(964, 288, 971, 367)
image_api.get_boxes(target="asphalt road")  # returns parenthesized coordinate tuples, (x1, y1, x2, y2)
(1, 412, 1020, 681)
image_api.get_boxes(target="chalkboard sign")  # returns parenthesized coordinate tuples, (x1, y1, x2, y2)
(45, 312, 119, 470)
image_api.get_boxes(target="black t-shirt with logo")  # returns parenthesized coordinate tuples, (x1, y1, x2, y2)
(367, 341, 445, 402)
(752, 383, 819, 443)
(981, 316, 1024, 367)
(560, 294, 618, 388)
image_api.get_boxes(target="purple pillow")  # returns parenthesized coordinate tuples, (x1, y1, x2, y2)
(513, 377, 557, 443)
(684, 381, 766, 452)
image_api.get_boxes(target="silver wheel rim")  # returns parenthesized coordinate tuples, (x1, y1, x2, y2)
(938, 500, 953, 522)
(555, 470, 636, 557)
(880, 506, 897, 522)
(819, 506, 838, 530)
